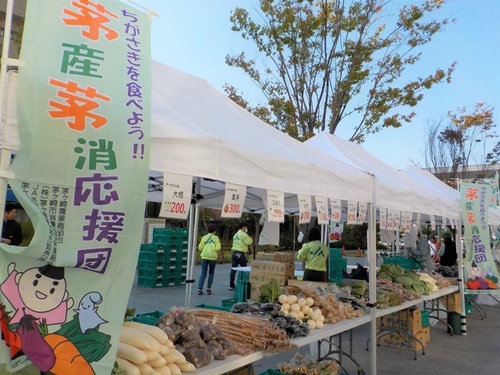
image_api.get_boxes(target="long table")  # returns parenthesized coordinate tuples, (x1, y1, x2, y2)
(192, 285, 459, 375)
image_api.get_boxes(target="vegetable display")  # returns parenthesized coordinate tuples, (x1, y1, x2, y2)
(377, 264, 434, 295)
(115, 321, 196, 375)
(277, 294, 325, 330)
(278, 352, 339, 375)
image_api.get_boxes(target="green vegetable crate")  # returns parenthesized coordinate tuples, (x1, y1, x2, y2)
(131, 310, 165, 326)
(258, 370, 286, 375)
(421, 310, 430, 327)
(383, 256, 419, 270)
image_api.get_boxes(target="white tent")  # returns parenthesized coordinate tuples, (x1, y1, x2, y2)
(402, 165, 500, 225)
(149, 61, 373, 210)
(305, 132, 459, 220)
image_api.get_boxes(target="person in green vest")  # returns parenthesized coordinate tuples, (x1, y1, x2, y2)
(197, 224, 222, 295)
(229, 222, 253, 290)
(297, 228, 328, 282)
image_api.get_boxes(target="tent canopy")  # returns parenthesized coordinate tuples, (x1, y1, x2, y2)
(305, 132, 459, 220)
(149, 61, 373, 212)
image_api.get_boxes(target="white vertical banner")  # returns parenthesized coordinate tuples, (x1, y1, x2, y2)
(160, 173, 192, 219)
(441, 217, 447, 229)
(267, 190, 285, 223)
(379, 208, 387, 230)
(429, 214, 436, 230)
(357, 201, 367, 224)
(221, 183, 246, 218)
(347, 201, 357, 224)
(315, 196, 329, 225)
(393, 210, 401, 230)
(400, 211, 407, 231)
(330, 198, 342, 222)
(386, 210, 394, 231)
(297, 194, 312, 224)
(416, 213, 422, 229)
(404, 211, 413, 232)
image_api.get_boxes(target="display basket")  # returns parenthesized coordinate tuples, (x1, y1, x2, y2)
(131, 310, 165, 326)
(221, 298, 235, 310)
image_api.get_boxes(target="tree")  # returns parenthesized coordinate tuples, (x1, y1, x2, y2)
(422, 103, 498, 184)
(225, 0, 455, 142)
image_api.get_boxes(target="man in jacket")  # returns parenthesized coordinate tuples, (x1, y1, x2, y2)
(229, 222, 253, 290)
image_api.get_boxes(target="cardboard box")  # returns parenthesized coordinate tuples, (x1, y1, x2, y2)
(378, 307, 422, 334)
(440, 291, 461, 313)
(255, 251, 295, 263)
(251, 260, 295, 276)
(249, 271, 289, 286)
(287, 278, 330, 290)
(379, 327, 430, 352)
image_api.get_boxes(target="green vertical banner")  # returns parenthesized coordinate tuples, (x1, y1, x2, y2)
(0, 1, 151, 374)
(461, 183, 500, 290)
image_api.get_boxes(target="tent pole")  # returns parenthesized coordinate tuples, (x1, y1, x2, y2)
(368, 174, 377, 375)
(185, 203, 200, 307)
(456, 200, 466, 336)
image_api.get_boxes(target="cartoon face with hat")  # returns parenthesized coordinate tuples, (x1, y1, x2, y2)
(1, 262, 74, 325)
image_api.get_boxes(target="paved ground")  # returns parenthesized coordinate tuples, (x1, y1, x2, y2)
(127, 262, 500, 375)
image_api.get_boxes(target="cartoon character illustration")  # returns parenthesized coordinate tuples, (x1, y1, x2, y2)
(74, 292, 107, 334)
(469, 260, 487, 280)
(0, 264, 111, 374)
(0, 263, 73, 325)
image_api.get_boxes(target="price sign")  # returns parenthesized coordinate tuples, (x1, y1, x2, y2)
(441, 217, 447, 229)
(393, 210, 401, 231)
(357, 201, 367, 224)
(221, 183, 246, 218)
(267, 190, 285, 223)
(379, 207, 387, 230)
(330, 198, 342, 222)
(298, 194, 312, 224)
(315, 196, 329, 225)
(430, 214, 436, 230)
(159, 172, 192, 220)
(404, 211, 413, 232)
(386, 210, 394, 230)
(347, 200, 357, 225)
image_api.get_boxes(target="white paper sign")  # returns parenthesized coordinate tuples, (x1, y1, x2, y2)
(159, 172, 192, 219)
(221, 183, 246, 218)
(357, 201, 367, 224)
(386, 210, 394, 230)
(441, 217, 447, 229)
(430, 214, 436, 230)
(298, 194, 312, 224)
(404, 211, 413, 232)
(393, 211, 401, 231)
(416, 213, 422, 229)
(267, 190, 285, 223)
(330, 198, 342, 222)
(315, 196, 329, 225)
(379, 208, 387, 230)
(347, 201, 358, 224)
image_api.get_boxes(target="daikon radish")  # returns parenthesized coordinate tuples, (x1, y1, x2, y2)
(115, 357, 141, 375)
(120, 326, 160, 352)
(136, 362, 154, 375)
(159, 344, 171, 356)
(117, 342, 147, 364)
(154, 365, 172, 375)
(148, 355, 167, 368)
(144, 350, 161, 362)
(164, 348, 186, 364)
(123, 321, 170, 345)
(167, 363, 181, 375)
(176, 361, 196, 373)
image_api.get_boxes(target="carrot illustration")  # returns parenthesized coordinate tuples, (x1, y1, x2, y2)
(44, 333, 95, 375)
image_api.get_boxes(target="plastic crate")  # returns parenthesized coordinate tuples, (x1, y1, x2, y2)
(131, 310, 165, 326)
(237, 270, 250, 282)
(421, 310, 430, 327)
(329, 248, 343, 259)
(221, 298, 235, 310)
(234, 280, 250, 303)
(383, 256, 418, 270)
(137, 276, 164, 288)
(329, 258, 346, 283)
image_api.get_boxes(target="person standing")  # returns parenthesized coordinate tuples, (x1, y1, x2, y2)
(297, 228, 328, 282)
(439, 232, 457, 267)
(430, 235, 445, 263)
(197, 224, 221, 295)
(1, 203, 23, 246)
(229, 222, 253, 290)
